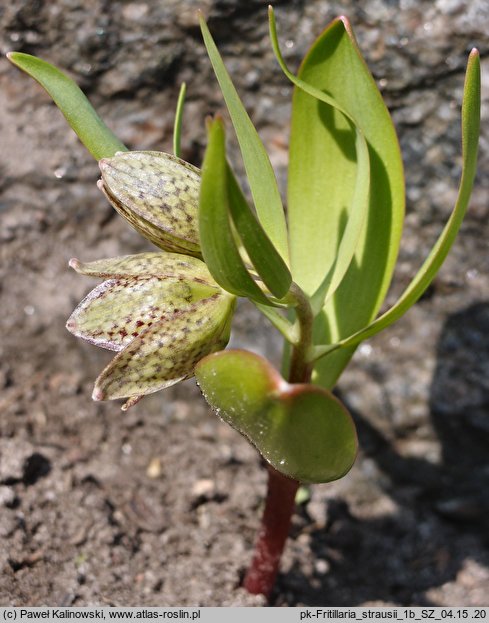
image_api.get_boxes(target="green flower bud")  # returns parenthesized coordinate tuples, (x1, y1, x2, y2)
(99, 151, 202, 257)
(67, 252, 235, 409)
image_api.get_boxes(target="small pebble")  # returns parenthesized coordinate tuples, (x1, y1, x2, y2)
(315, 559, 330, 575)
(191, 478, 215, 499)
(146, 457, 162, 479)
(0, 485, 16, 507)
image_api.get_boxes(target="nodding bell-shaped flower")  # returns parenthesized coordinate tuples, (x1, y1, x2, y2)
(67, 253, 236, 410)
(98, 151, 202, 257)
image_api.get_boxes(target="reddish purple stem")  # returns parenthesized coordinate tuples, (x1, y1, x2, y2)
(243, 284, 313, 598)
(243, 466, 300, 597)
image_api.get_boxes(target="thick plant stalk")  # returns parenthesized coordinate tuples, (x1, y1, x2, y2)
(243, 467, 300, 596)
(243, 284, 313, 597)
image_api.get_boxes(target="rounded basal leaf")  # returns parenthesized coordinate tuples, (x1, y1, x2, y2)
(99, 151, 201, 257)
(195, 350, 357, 483)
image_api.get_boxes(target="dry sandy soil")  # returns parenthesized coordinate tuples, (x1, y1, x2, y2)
(0, 0, 488, 607)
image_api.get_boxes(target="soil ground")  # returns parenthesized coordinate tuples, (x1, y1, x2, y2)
(1, 0, 488, 607)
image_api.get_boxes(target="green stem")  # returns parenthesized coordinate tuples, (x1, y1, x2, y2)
(287, 283, 314, 384)
(243, 283, 313, 598)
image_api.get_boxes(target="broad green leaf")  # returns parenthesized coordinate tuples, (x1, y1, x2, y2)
(8, 52, 126, 160)
(269, 8, 369, 314)
(312, 49, 481, 363)
(93, 293, 235, 403)
(286, 16, 405, 388)
(195, 350, 357, 483)
(199, 117, 270, 304)
(310, 129, 370, 314)
(199, 16, 289, 262)
(227, 163, 292, 298)
(173, 82, 187, 158)
(99, 151, 201, 257)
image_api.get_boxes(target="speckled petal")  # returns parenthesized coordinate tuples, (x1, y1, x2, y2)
(93, 294, 235, 402)
(69, 252, 216, 284)
(66, 276, 219, 351)
(99, 151, 201, 257)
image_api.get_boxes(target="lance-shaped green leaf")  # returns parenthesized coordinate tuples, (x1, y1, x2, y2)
(312, 49, 481, 363)
(99, 151, 201, 257)
(285, 15, 404, 389)
(196, 350, 357, 483)
(227, 163, 292, 299)
(199, 15, 289, 262)
(200, 117, 271, 305)
(269, 7, 369, 313)
(7, 52, 126, 160)
(93, 293, 235, 404)
(67, 252, 220, 351)
(173, 82, 187, 159)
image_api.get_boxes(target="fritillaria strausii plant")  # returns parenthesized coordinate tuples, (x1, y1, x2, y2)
(8, 7, 480, 599)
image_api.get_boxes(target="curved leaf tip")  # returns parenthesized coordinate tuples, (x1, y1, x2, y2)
(7, 51, 126, 160)
(312, 45, 480, 364)
(199, 15, 290, 263)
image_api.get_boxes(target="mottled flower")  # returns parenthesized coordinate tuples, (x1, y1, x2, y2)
(98, 151, 201, 257)
(67, 252, 235, 410)
(67, 151, 236, 409)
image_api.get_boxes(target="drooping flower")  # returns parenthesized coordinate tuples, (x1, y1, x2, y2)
(66, 151, 237, 409)
(98, 151, 202, 257)
(67, 252, 235, 410)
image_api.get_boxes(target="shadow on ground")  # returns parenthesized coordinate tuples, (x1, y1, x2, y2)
(278, 302, 489, 606)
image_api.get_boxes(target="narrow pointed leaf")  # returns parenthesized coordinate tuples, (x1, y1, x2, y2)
(94, 294, 235, 402)
(196, 350, 357, 483)
(285, 15, 404, 388)
(199, 16, 289, 262)
(199, 118, 271, 305)
(7, 52, 126, 160)
(173, 82, 187, 158)
(313, 49, 481, 362)
(227, 164, 292, 298)
(99, 151, 201, 257)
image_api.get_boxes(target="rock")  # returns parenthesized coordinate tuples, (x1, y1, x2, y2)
(0, 485, 17, 508)
(191, 478, 216, 500)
